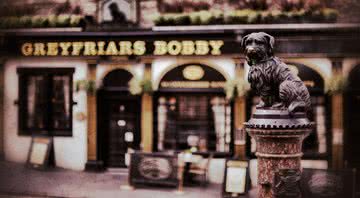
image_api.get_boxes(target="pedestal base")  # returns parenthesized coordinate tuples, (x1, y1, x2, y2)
(245, 108, 313, 198)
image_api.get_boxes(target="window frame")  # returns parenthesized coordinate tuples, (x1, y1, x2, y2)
(17, 67, 75, 137)
(153, 91, 235, 158)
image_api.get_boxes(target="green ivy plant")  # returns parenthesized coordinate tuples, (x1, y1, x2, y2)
(128, 77, 153, 95)
(153, 8, 339, 26)
(75, 79, 96, 95)
(224, 79, 250, 100)
(0, 15, 84, 29)
(325, 74, 347, 95)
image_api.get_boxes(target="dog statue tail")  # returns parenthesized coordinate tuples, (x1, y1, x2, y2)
(288, 101, 306, 115)
(288, 94, 311, 116)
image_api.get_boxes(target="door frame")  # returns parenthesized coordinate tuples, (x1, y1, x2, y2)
(96, 88, 141, 168)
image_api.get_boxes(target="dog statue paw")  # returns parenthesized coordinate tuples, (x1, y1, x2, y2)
(242, 32, 311, 114)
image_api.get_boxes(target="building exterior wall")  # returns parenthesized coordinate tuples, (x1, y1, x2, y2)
(3, 58, 88, 170)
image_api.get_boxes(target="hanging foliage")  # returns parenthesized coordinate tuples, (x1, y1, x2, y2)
(325, 73, 347, 95)
(128, 77, 153, 95)
(75, 79, 96, 95)
(224, 79, 250, 100)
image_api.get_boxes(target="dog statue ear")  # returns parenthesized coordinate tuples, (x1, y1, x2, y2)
(263, 33, 275, 50)
(241, 35, 249, 50)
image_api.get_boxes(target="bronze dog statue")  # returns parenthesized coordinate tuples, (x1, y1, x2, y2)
(242, 32, 311, 114)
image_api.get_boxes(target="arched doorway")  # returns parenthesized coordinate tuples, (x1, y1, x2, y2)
(246, 62, 331, 162)
(153, 63, 233, 156)
(97, 69, 141, 168)
(344, 65, 360, 169)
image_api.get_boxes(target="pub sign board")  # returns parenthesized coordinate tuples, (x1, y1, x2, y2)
(159, 63, 226, 91)
(129, 152, 178, 188)
(4, 31, 242, 57)
(222, 160, 250, 197)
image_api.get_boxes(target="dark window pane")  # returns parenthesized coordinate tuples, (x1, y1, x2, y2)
(51, 75, 71, 130)
(17, 68, 74, 136)
(26, 75, 46, 129)
(156, 94, 232, 153)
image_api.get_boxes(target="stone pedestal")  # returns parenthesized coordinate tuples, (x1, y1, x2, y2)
(245, 108, 313, 198)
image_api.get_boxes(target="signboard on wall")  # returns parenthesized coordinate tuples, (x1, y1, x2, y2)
(159, 63, 226, 90)
(20, 40, 225, 57)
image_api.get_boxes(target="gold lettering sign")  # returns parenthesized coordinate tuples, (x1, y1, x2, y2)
(20, 40, 224, 56)
(183, 65, 204, 80)
(21, 43, 33, 56)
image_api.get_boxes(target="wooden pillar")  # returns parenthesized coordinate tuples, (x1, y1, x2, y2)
(234, 97, 246, 159)
(234, 60, 247, 159)
(85, 61, 103, 171)
(331, 58, 344, 169)
(141, 62, 153, 152)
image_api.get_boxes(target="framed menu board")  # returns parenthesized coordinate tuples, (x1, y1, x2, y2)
(129, 152, 178, 187)
(27, 136, 53, 169)
(222, 160, 250, 197)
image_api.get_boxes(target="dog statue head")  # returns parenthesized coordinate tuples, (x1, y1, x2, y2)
(241, 32, 275, 66)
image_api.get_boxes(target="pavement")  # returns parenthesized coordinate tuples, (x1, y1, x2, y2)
(0, 161, 256, 198)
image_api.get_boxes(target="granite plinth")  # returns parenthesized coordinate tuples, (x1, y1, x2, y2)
(245, 108, 313, 198)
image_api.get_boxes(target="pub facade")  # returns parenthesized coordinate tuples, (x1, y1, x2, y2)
(0, 23, 360, 184)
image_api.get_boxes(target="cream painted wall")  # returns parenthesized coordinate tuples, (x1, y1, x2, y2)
(151, 57, 236, 90)
(4, 58, 88, 171)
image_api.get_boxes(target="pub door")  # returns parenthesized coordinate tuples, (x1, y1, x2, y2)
(98, 91, 141, 168)
(344, 65, 360, 190)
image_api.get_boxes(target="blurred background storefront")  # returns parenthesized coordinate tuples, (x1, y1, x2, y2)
(0, 0, 359, 187)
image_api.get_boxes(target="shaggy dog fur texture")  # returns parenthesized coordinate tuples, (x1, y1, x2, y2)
(242, 32, 311, 114)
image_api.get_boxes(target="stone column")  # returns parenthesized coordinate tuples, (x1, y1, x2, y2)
(245, 108, 313, 198)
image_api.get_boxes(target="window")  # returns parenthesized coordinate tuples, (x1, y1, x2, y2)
(156, 94, 233, 154)
(17, 68, 75, 136)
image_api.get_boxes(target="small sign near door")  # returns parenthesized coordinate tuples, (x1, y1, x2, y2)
(222, 160, 250, 197)
(27, 136, 53, 169)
